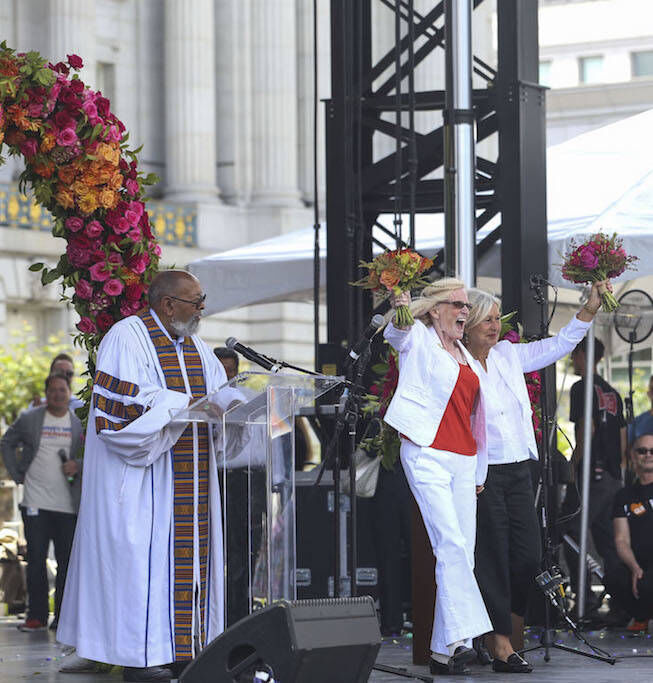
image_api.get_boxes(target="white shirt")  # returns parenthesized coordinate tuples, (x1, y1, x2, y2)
(481, 355, 530, 465)
(23, 411, 75, 514)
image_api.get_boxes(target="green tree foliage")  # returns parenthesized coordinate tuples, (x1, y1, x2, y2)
(0, 325, 84, 431)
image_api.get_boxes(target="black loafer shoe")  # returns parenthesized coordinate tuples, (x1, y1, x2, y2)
(430, 658, 471, 676)
(492, 653, 533, 674)
(123, 666, 173, 682)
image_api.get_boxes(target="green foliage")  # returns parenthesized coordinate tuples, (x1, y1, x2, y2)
(0, 325, 84, 431)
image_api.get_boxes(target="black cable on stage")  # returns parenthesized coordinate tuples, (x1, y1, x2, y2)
(312, 0, 320, 369)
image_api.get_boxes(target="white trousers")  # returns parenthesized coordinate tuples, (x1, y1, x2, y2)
(401, 440, 492, 656)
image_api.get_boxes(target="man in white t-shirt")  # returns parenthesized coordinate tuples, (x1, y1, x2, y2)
(1, 373, 83, 631)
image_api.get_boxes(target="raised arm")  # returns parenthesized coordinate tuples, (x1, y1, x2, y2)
(383, 290, 415, 353)
(512, 280, 608, 373)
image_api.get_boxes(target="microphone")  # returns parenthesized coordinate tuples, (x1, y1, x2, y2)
(58, 449, 75, 485)
(347, 314, 385, 362)
(225, 337, 281, 373)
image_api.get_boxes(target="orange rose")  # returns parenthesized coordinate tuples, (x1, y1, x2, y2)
(96, 164, 114, 184)
(109, 171, 123, 191)
(97, 142, 120, 166)
(40, 132, 56, 153)
(379, 269, 401, 290)
(99, 188, 119, 209)
(55, 185, 75, 209)
(34, 161, 55, 178)
(78, 193, 99, 215)
(58, 164, 77, 185)
(71, 180, 91, 198)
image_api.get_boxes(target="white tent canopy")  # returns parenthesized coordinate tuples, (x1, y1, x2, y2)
(190, 109, 653, 317)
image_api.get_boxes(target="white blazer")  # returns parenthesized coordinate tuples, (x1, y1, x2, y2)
(383, 320, 489, 485)
(472, 314, 591, 461)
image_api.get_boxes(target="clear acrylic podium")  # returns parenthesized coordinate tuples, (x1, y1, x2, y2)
(172, 371, 341, 623)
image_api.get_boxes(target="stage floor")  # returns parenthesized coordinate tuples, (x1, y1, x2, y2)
(2, 616, 652, 682)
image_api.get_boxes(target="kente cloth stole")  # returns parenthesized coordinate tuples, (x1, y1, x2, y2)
(138, 310, 210, 659)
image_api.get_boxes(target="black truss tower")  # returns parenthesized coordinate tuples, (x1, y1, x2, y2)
(325, 0, 548, 348)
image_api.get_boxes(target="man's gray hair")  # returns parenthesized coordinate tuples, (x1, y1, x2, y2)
(148, 270, 196, 307)
(466, 288, 501, 331)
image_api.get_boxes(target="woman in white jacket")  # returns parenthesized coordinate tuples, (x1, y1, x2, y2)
(463, 281, 606, 674)
(384, 278, 492, 676)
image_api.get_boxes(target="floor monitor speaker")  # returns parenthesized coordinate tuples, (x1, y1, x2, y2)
(180, 596, 381, 683)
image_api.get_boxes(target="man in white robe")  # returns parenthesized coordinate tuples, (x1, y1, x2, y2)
(58, 271, 227, 683)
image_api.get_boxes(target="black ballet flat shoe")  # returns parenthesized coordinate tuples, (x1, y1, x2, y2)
(492, 653, 533, 674)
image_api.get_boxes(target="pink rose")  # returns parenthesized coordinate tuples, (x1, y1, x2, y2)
(75, 279, 94, 300)
(27, 101, 44, 117)
(84, 220, 103, 239)
(107, 252, 123, 266)
(65, 216, 85, 233)
(69, 79, 85, 95)
(66, 235, 93, 267)
(53, 61, 70, 75)
(153, 244, 162, 257)
(77, 316, 97, 334)
(125, 178, 139, 197)
(503, 330, 520, 344)
(125, 209, 140, 227)
(104, 124, 121, 143)
(96, 311, 115, 331)
(96, 96, 110, 117)
(103, 278, 124, 297)
(67, 54, 84, 70)
(56, 127, 78, 147)
(125, 283, 144, 301)
(127, 227, 142, 242)
(81, 100, 99, 124)
(89, 261, 112, 282)
(128, 253, 150, 274)
(19, 139, 38, 158)
(579, 245, 599, 270)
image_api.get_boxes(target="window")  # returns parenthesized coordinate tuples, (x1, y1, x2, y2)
(632, 51, 653, 78)
(539, 60, 552, 87)
(578, 55, 603, 84)
(95, 62, 116, 106)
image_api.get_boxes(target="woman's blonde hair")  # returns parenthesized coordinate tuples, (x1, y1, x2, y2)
(465, 288, 501, 331)
(409, 277, 465, 327)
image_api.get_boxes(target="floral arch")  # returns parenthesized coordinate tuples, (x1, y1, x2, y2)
(0, 43, 161, 412)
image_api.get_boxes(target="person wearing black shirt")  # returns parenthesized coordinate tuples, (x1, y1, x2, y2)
(605, 433, 653, 626)
(562, 337, 626, 608)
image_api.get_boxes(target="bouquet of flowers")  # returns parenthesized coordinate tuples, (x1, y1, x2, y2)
(359, 347, 401, 470)
(560, 232, 638, 312)
(499, 314, 543, 442)
(352, 248, 433, 326)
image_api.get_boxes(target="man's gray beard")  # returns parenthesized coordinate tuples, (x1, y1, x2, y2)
(170, 316, 200, 337)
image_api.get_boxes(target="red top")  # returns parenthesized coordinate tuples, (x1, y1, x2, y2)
(430, 363, 479, 456)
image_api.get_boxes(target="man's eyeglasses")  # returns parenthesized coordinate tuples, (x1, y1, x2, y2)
(442, 301, 472, 312)
(168, 294, 207, 310)
(63, 371, 74, 378)
(634, 447, 653, 456)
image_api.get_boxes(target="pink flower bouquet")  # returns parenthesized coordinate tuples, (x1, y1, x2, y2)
(560, 232, 637, 312)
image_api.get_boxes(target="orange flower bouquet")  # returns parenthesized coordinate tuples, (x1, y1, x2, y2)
(352, 248, 433, 327)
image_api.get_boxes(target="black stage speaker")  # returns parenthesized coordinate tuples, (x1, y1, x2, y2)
(180, 596, 381, 683)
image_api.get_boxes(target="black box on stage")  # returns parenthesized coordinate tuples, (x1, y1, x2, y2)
(179, 597, 381, 683)
(295, 470, 378, 601)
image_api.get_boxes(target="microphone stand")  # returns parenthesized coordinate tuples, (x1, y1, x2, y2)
(625, 331, 635, 424)
(313, 340, 374, 600)
(521, 277, 614, 665)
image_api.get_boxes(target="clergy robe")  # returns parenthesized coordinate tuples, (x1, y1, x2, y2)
(57, 309, 227, 667)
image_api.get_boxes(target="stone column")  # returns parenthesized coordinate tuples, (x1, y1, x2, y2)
(249, 0, 302, 207)
(164, 0, 220, 202)
(48, 0, 96, 83)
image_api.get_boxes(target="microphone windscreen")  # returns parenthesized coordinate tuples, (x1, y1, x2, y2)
(371, 314, 385, 329)
(225, 337, 238, 350)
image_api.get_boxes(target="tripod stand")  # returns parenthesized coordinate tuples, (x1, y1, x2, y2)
(521, 276, 615, 665)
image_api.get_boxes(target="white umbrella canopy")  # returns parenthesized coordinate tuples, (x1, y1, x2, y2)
(190, 109, 653, 331)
